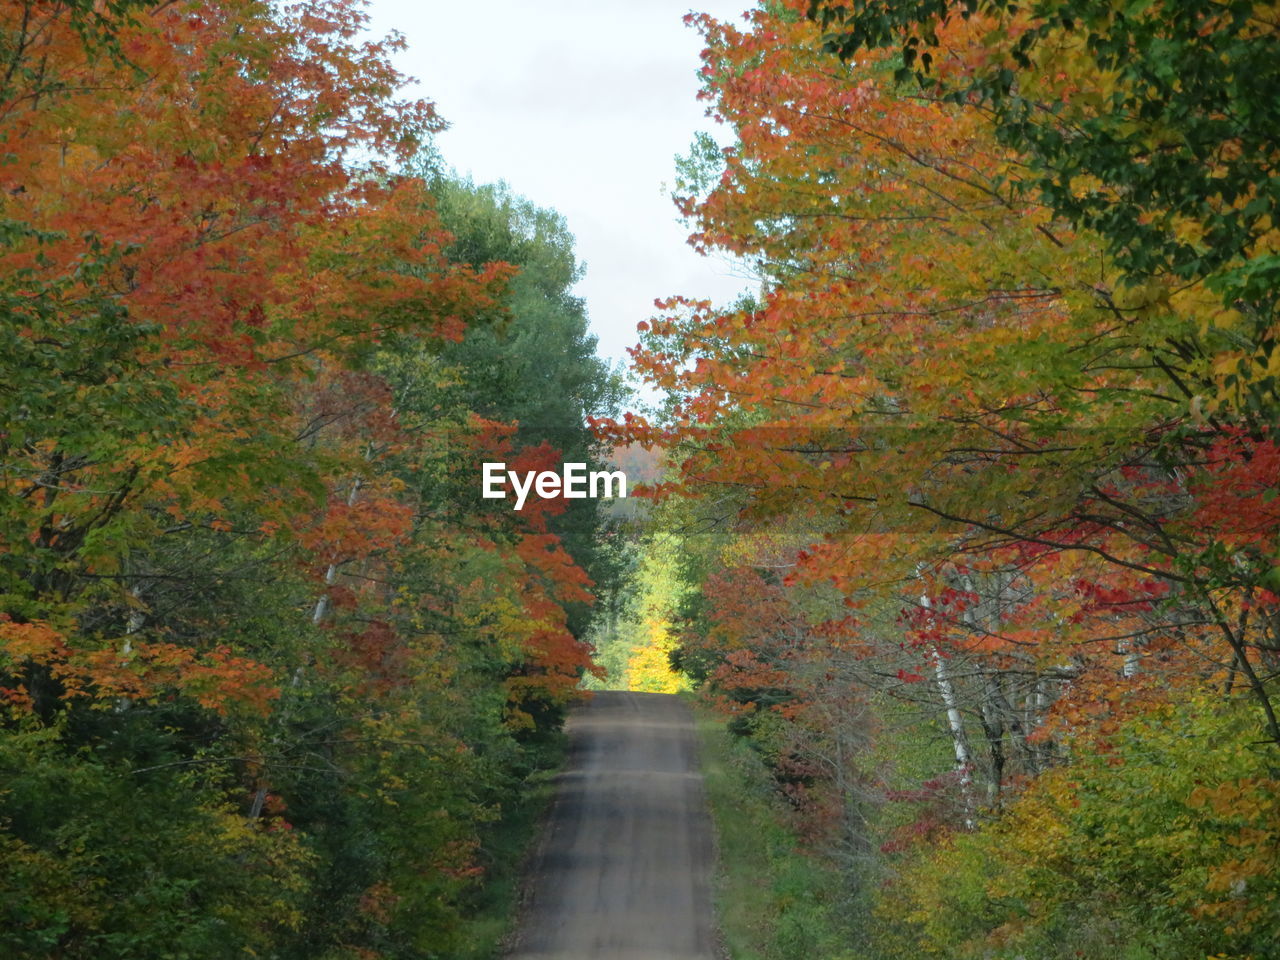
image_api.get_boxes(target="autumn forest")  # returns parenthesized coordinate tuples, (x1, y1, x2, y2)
(2, 1, 1278, 959)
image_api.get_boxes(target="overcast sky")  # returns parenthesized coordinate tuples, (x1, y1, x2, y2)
(364, 0, 756, 396)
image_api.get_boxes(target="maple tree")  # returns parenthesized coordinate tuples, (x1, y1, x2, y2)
(602, 2, 1280, 958)
(808, 0, 1280, 414)
(0, 2, 616, 957)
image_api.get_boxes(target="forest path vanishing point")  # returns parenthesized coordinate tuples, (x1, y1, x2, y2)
(506, 691, 719, 960)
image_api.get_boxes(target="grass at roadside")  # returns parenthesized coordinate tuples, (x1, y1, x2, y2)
(692, 703, 856, 960)
(453, 733, 566, 960)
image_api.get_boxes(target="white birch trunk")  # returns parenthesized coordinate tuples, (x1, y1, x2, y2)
(310, 475, 363, 625)
(918, 568, 975, 827)
(1120, 638, 1141, 678)
(115, 585, 146, 712)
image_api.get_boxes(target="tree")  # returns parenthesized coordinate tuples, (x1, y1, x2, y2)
(0, 3, 617, 956)
(807, 0, 1280, 415)
(601, 2, 1280, 955)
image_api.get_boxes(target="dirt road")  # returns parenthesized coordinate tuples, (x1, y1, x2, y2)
(507, 691, 719, 960)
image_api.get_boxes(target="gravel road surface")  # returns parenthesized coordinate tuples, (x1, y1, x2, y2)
(506, 691, 719, 960)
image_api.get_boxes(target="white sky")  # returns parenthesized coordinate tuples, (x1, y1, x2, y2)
(364, 0, 757, 398)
